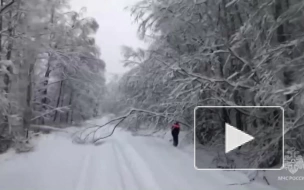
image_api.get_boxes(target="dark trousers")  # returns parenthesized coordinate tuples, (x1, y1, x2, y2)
(171, 128, 180, 146)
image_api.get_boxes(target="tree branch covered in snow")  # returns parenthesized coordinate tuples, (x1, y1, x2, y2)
(74, 108, 192, 143)
(103, 0, 304, 169)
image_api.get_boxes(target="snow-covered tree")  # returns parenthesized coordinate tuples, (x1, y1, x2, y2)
(113, 0, 304, 168)
(0, 0, 106, 149)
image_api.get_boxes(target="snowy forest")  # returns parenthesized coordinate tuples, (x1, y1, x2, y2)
(1, 0, 304, 170)
(0, 0, 106, 152)
(105, 0, 304, 168)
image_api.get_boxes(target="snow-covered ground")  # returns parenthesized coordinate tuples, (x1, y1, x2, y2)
(133, 128, 304, 190)
(0, 119, 292, 190)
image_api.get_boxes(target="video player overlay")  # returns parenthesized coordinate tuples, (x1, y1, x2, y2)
(194, 106, 284, 170)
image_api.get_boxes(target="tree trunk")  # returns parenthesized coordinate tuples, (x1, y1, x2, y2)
(221, 0, 230, 40)
(70, 109, 74, 124)
(41, 58, 51, 124)
(23, 62, 34, 138)
(0, 0, 3, 59)
(40, 5, 55, 124)
(2, 6, 14, 134)
(275, 0, 293, 109)
(53, 81, 64, 122)
(59, 85, 65, 123)
(275, 0, 286, 43)
(66, 89, 73, 123)
(94, 103, 98, 117)
(6, 11, 12, 60)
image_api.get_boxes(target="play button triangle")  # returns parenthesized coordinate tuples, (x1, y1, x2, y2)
(225, 123, 254, 153)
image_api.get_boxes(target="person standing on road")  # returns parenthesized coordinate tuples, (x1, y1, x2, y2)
(171, 122, 180, 147)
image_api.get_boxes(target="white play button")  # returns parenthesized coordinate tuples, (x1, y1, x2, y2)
(225, 123, 254, 153)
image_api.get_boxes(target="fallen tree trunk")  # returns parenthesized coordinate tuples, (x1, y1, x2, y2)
(30, 125, 69, 133)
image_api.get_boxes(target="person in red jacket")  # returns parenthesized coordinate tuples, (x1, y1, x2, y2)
(171, 121, 180, 147)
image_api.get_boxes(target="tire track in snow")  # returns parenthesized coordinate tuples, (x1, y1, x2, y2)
(112, 140, 142, 190)
(113, 138, 162, 190)
(74, 146, 93, 190)
(111, 140, 127, 190)
(126, 137, 191, 190)
(127, 134, 256, 190)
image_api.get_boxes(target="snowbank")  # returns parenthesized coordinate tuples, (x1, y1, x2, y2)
(131, 126, 304, 190)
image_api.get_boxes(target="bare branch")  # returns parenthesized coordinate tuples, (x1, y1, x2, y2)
(0, 0, 14, 15)
(31, 106, 70, 121)
(153, 57, 251, 89)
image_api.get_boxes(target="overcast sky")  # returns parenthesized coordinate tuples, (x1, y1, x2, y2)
(70, 0, 146, 76)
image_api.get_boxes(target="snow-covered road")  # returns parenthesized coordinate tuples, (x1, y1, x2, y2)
(0, 129, 278, 190)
